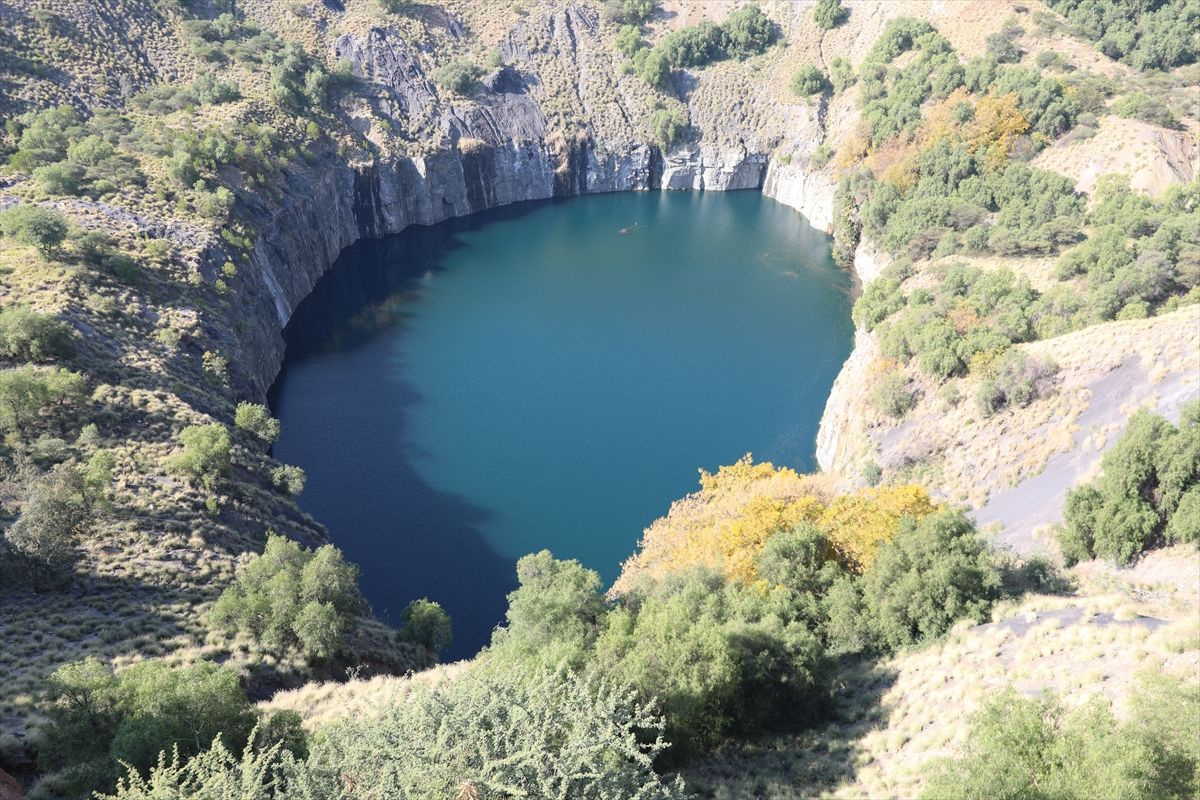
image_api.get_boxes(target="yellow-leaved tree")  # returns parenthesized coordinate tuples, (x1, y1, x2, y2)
(612, 456, 938, 592)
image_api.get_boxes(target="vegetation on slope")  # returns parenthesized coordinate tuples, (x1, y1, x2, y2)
(1058, 403, 1199, 565)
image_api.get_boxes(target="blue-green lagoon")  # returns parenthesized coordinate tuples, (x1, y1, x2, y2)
(269, 190, 853, 658)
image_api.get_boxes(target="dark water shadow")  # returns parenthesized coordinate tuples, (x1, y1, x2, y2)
(268, 200, 562, 659)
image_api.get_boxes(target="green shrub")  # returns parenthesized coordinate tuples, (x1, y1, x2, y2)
(398, 597, 453, 655)
(234, 402, 280, 443)
(4, 464, 94, 591)
(650, 107, 688, 149)
(0, 365, 87, 435)
(271, 464, 307, 495)
(615, 24, 643, 57)
(39, 658, 260, 797)
(975, 352, 1058, 416)
(432, 59, 483, 95)
(208, 534, 363, 660)
(118, 667, 684, 799)
(1045, 0, 1199, 71)
(860, 510, 1001, 650)
(0, 305, 73, 361)
(871, 371, 917, 418)
(487, 550, 606, 670)
(852, 277, 905, 330)
(720, 5, 777, 59)
(595, 568, 826, 758)
(6, 105, 82, 170)
(169, 424, 231, 489)
(1115, 91, 1181, 128)
(790, 64, 829, 97)
(923, 674, 1200, 799)
(813, 0, 848, 29)
(1058, 403, 1199, 564)
(0, 204, 70, 256)
(602, 0, 654, 25)
(829, 55, 856, 94)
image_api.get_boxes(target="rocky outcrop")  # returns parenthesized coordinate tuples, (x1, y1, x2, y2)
(814, 329, 877, 481)
(761, 161, 836, 233)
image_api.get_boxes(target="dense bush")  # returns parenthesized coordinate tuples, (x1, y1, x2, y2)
(209, 534, 365, 660)
(790, 65, 829, 97)
(397, 598, 453, 655)
(0, 305, 73, 361)
(874, 264, 1044, 382)
(603, 0, 654, 25)
(5, 105, 83, 170)
(857, 510, 1001, 650)
(432, 59, 483, 95)
(857, 19, 963, 148)
(633, 7, 775, 87)
(4, 464, 97, 591)
(1046, 0, 1200, 71)
(924, 674, 1200, 799)
(650, 107, 687, 149)
(169, 423, 231, 489)
(812, 0, 848, 30)
(975, 351, 1058, 416)
(38, 658, 274, 797)
(1115, 92, 1181, 128)
(234, 402, 280, 443)
(0, 204, 69, 256)
(0, 365, 87, 435)
(1052, 176, 1200, 323)
(1057, 403, 1198, 565)
(870, 370, 917, 418)
(596, 568, 826, 758)
(104, 667, 684, 799)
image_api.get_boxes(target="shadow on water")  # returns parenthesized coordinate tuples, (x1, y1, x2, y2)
(267, 200, 562, 660)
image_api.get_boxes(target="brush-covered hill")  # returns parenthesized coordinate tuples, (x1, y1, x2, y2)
(0, 0, 1197, 797)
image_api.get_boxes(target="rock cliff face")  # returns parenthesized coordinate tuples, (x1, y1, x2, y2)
(229, 9, 838, 400)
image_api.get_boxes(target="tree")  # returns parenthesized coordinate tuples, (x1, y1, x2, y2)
(721, 5, 776, 59)
(813, 0, 848, 30)
(0, 205, 70, 257)
(1058, 405, 1198, 564)
(5, 464, 93, 591)
(40, 658, 260, 797)
(0, 304, 74, 360)
(208, 534, 363, 660)
(488, 550, 606, 669)
(169, 424, 231, 489)
(398, 598, 453, 655)
(650, 107, 687, 149)
(924, 674, 1200, 799)
(790, 65, 829, 97)
(233, 402, 280, 443)
(431, 59, 483, 95)
(861, 510, 1000, 650)
(0, 365, 87, 435)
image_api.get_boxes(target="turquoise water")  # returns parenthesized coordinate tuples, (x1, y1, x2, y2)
(269, 191, 853, 659)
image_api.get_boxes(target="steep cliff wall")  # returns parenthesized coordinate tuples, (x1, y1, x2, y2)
(227, 8, 839, 399)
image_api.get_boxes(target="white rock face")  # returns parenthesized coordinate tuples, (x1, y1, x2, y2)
(761, 161, 836, 232)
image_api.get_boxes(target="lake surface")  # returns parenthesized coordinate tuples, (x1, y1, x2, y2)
(269, 190, 853, 659)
